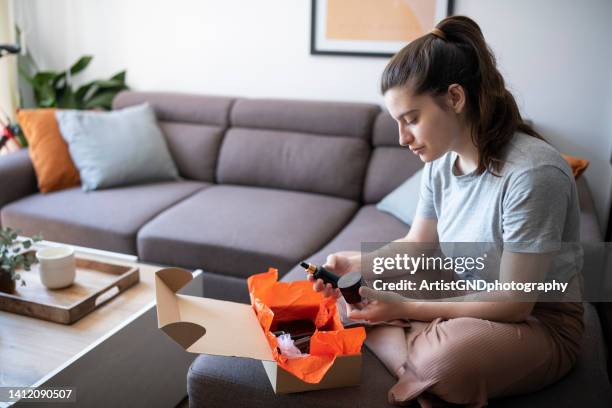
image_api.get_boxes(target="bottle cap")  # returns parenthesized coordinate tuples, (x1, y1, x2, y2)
(338, 272, 363, 304)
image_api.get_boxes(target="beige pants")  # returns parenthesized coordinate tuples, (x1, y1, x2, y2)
(365, 300, 584, 407)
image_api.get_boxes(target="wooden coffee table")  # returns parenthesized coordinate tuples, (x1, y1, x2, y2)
(0, 241, 203, 407)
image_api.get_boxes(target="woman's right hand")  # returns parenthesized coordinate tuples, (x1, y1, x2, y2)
(308, 251, 361, 299)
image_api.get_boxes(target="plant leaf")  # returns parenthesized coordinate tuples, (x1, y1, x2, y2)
(32, 71, 58, 86)
(110, 70, 126, 83)
(84, 90, 122, 110)
(69, 55, 93, 75)
(38, 97, 56, 108)
(57, 87, 77, 109)
(35, 81, 58, 107)
(53, 72, 68, 88)
(75, 82, 95, 104)
(86, 79, 125, 89)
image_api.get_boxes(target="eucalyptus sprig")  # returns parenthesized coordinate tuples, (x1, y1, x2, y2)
(0, 227, 43, 287)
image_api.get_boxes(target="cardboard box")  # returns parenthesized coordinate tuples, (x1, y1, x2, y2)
(154, 267, 363, 393)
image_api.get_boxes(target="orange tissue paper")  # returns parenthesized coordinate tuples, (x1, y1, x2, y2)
(247, 268, 366, 384)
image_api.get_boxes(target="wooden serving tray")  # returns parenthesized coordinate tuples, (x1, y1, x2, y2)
(0, 253, 140, 324)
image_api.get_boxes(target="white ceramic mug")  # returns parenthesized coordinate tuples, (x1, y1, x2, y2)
(36, 246, 76, 289)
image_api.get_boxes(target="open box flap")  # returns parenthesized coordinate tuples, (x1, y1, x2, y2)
(155, 267, 274, 361)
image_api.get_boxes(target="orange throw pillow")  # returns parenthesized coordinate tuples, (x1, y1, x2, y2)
(18, 109, 80, 193)
(562, 154, 589, 179)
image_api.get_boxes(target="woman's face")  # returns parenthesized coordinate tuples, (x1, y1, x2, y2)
(383, 85, 467, 162)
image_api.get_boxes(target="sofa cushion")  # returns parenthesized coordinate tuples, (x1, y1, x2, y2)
(56, 104, 180, 191)
(376, 169, 423, 225)
(186, 303, 611, 408)
(216, 98, 379, 201)
(158, 121, 224, 181)
(283, 205, 410, 282)
(137, 185, 358, 278)
(17, 108, 81, 193)
(490, 302, 612, 407)
(217, 128, 370, 200)
(230, 98, 379, 140)
(187, 347, 397, 408)
(113, 91, 235, 182)
(113, 91, 234, 126)
(0, 181, 207, 254)
(363, 112, 423, 204)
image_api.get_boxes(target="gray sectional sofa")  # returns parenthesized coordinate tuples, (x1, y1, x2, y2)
(0, 91, 610, 407)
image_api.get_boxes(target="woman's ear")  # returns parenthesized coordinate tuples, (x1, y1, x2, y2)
(447, 84, 466, 114)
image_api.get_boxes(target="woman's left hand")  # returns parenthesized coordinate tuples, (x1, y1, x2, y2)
(345, 287, 411, 323)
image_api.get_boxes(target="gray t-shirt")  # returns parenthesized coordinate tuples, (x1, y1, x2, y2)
(416, 132, 581, 280)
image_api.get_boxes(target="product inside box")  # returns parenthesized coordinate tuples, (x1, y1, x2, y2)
(272, 319, 317, 353)
(273, 318, 318, 337)
(247, 268, 366, 384)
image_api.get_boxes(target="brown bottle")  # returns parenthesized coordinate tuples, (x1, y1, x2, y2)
(338, 272, 364, 304)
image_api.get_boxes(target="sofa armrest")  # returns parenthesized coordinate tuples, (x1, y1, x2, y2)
(576, 177, 612, 380)
(0, 149, 37, 211)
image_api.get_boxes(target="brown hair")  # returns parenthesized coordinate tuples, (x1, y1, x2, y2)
(381, 15, 543, 175)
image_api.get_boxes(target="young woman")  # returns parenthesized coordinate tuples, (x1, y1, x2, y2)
(310, 16, 583, 407)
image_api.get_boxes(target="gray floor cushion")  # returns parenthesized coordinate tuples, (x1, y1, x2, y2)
(0, 181, 207, 254)
(137, 185, 358, 278)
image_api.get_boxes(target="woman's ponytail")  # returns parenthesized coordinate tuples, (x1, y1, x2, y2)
(381, 16, 542, 175)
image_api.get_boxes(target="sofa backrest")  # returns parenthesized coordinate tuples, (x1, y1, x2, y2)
(362, 112, 423, 204)
(113, 91, 234, 183)
(216, 98, 379, 201)
(114, 93, 597, 220)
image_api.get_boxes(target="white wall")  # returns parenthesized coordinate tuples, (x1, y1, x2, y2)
(13, 0, 612, 234)
(14, 0, 389, 103)
(454, 0, 612, 236)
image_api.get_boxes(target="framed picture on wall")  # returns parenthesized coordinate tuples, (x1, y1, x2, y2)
(310, 0, 454, 57)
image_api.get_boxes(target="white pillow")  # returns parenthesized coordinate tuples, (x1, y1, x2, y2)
(376, 169, 423, 225)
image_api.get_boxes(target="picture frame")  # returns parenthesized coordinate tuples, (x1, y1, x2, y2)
(310, 0, 454, 58)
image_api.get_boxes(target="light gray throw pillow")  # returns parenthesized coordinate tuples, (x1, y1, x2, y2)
(376, 169, 423, 225)
(56, 103, 179, 191)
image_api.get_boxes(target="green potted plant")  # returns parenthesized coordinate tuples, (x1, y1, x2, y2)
(19, 55, 129, 111)
(0, 227, 42, 294)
